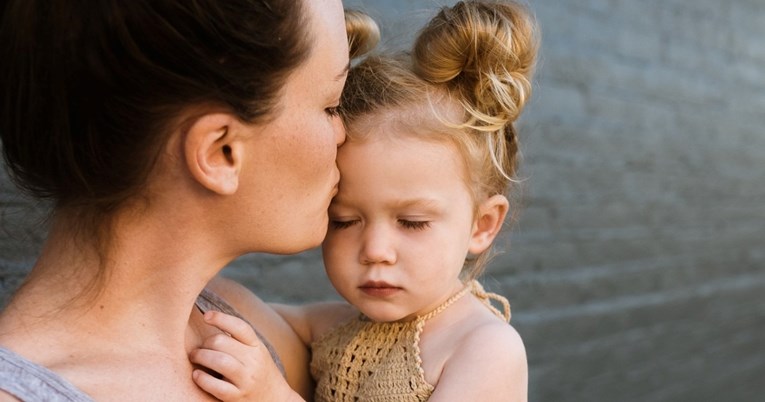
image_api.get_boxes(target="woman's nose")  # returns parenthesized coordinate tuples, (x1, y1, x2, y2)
(334, 117, 346, 146)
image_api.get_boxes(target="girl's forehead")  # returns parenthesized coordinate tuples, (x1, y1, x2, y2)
(346, 92, 463, 135)
(346, 111, 456, 144)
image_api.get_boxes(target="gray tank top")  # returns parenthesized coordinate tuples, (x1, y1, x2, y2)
(0, 288, 284, 401)
(0, 347, 93, 401)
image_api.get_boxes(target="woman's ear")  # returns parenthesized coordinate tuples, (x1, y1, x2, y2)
(468, 194, 510, 254)
(183, 113, 245, 195)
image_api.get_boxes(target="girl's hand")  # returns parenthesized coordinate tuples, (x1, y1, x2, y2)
(189, 311, 304, 401)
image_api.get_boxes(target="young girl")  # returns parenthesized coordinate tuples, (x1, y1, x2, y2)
(190, 1, 538, 400)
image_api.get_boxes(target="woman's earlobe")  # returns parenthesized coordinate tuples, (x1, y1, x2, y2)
(468, 195, 510, 254)
(184, 114, 243, 195)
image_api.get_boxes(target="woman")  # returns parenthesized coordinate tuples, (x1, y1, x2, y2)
(0, 0, 372, 400)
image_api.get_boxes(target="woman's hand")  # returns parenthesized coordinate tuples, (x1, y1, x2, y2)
(189, 311, 304, 401)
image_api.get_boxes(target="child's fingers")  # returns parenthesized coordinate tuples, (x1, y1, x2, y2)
(189, 347, 245, 386)
(197, 333, 265, 386)
(194, 311, 284, 397)
(204, 311, 260, 346)
(190, 342, 294, 401)
(192, 368, 241, 401)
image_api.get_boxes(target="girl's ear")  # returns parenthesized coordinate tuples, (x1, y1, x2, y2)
(468, 194, 510, 254)
(183, 113, 246, 195)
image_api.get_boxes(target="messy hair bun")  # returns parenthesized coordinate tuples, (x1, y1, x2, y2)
(413, 0, 538, 183)
(345, 10, 380, 60)
(414, 0, 537, 125)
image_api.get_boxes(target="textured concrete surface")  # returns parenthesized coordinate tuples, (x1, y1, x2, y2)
(2, 1, 764, 401)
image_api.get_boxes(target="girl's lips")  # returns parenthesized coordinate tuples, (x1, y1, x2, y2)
(359, 281, 401, 297)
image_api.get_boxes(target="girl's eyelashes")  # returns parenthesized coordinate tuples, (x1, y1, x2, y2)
(329, 219, 357, 230)
(329, 218, 431, 231)
(398, 220, 431, 231)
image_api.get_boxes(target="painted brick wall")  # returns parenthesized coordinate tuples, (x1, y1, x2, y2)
(1, 1, 763, 401)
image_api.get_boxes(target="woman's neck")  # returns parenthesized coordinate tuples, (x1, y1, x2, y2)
(0, 201, 238, 400)
(0, 206, 228, 359)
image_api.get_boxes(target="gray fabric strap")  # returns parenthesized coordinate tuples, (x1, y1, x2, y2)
(0, 347, 94, 402)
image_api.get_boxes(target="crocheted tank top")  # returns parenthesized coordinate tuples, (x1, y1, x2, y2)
(310, 280, 511, 402)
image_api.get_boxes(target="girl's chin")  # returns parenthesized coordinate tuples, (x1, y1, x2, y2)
(359, 309, 414, 323)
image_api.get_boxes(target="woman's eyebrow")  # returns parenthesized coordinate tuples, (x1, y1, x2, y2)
(334, 62, 350, 81)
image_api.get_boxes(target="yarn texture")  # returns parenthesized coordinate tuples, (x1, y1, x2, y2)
(310, 280, 510, 401)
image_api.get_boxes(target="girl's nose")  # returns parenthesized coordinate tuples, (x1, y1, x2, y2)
(359, 224, 396, 265)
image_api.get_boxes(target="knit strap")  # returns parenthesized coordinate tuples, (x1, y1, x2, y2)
(416, 281, 511, 323)
(469, 281, 511, 322)
(417, 284, 472, 322)
(411, 283, 474, 389)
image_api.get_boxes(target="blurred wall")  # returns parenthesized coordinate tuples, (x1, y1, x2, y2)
(2, 1, 764, 401)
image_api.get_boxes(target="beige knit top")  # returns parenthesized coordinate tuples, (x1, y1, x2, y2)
(310, 280, 511, 402)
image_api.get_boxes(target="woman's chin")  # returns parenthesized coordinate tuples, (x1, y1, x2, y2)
(273, 225, 328, 254)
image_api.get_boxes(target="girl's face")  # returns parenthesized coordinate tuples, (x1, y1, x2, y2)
(236, 0, 348, 254)
(322, 129, 481, 322)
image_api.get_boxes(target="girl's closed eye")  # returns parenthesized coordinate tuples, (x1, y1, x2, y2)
(398, 219, 430, 231)
(330, 219, 358, 230)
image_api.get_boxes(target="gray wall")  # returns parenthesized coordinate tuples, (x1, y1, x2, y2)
(2, 1, 764, 401)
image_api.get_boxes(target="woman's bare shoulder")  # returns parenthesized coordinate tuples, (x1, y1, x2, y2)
(205, 275, 267, 309)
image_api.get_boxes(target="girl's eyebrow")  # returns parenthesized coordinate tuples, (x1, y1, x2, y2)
(330, 197, 442, 211)
(388, 198, 442, 211)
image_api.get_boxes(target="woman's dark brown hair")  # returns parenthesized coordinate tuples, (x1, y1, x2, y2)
(0, 0, 311, 215)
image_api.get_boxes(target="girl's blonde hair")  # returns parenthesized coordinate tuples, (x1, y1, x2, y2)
(341, 0, 539, 279)
(345, 9, 381, 59)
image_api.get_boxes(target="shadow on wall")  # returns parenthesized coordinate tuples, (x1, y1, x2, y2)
(0, 164, 50, 307)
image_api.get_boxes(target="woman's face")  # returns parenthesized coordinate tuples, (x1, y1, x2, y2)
(236, 0, 349, 254)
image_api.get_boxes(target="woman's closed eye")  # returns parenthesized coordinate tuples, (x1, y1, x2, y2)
(325, 105, 340, 118)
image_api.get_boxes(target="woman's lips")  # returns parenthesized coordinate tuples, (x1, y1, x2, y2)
(359, 281, 401, 297)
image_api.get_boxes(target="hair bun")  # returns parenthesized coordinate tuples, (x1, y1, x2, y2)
(345, 10, 380, 59)
(412, 0, 538, 126)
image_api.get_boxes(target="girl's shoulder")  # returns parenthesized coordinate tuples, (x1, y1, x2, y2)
(305, 301, 359, 341)
(449, 294, 525, 360)
(458, 315, 526, 365)
(429, 298, 528, 400)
